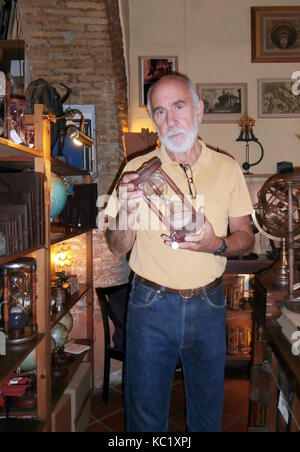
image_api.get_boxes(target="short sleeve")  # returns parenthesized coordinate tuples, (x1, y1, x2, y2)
(228, 161, 253, 217)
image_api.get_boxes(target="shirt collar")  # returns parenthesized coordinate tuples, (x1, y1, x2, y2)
(158, 138, 212, 169)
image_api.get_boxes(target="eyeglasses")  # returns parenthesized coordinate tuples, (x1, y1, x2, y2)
(180, 164, 197, 199)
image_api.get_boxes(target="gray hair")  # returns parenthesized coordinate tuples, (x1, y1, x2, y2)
(147, 75, 200, 119)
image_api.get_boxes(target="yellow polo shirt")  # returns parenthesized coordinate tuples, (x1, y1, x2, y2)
(105, 140, 253, 289)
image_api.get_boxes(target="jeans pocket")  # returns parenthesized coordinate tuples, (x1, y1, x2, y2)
(129, 282, 159, 308)
(204, 285, 226, 309)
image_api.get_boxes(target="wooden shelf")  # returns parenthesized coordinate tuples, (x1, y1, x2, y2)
(0, 106, 94, 431)
(225, 255, 273, 275)
(0, 137, 43, 171)
(226, 354, 252, 362)
(0, 334, 44, 387)
(0, 246, 42, 266)
(51, 284, 90, 328)
(0, 137, 90, 176)
(50, 227, 92, 245)
(0, 418, 45, 433)
(51, 157, 89, 177)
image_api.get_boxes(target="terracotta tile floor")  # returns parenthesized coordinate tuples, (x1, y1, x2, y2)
(86, 363, 250, 433)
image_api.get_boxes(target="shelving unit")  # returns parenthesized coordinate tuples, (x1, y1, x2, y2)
(0, 104, 94, 432)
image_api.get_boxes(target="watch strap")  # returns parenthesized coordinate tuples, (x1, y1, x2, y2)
(213, 238, 227, 256)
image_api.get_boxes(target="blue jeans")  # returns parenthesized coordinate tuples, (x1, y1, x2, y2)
(124, 276, 227, 432)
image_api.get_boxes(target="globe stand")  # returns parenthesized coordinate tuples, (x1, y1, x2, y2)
(259, 239, 289, 287)
(51, 348, 69, 379)
(252, 209, 290, 287)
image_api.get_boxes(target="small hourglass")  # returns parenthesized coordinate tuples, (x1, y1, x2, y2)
(0, 258, 37, 344)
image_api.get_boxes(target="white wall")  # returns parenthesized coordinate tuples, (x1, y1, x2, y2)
(127, 0, 300, 174)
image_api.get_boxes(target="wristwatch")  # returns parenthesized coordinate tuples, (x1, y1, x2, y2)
(213, 238, 228, 256)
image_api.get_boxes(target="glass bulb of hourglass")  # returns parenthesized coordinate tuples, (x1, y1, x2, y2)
(140, 172, 167, 197)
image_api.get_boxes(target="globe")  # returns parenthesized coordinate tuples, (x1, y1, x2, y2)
(59, 312, 73, 333)
(253, 172, 300, 313)
(51, 322, 69, 349)
(8, 306, 27, 331)
(50, 173, 67, 219)
(20, 348, 36, 372)
(254, 173, 300, 240)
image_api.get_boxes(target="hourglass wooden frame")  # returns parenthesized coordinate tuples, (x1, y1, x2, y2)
(132, 156, 202, 243)
(1, 257, 37, 344)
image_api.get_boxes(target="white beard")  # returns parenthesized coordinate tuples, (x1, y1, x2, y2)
(157, 116, 199, 154)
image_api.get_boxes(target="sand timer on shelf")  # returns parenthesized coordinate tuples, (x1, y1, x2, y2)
(0, 257, 38, 344)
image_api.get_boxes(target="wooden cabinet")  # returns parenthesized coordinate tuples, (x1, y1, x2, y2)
(248, 277, 300, 432)
(0, 104, 94, 431)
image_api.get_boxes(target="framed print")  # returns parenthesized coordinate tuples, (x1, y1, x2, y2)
(196, 83, 248, 123)
(139, 56, 178, 107)
(251, 6, 300, 63)
(258, 78, 300, 118)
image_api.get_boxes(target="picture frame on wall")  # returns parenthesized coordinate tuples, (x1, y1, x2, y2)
(196, 83, 248, 123)
(251, 6, 300, 63)
(139, 56, 178, 107)
(257, 78, 300, 119)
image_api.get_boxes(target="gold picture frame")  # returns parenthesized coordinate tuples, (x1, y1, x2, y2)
(251, 6, 300, 63)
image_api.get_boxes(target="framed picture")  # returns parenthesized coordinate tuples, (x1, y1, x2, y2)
(139, 56, 178, 107)
(251, 6, 300, 63)
(257, 78, 300, 118)
(196, 83, 248, 123)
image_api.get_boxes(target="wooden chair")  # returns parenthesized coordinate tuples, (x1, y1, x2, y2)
(95, 283, 130, 404)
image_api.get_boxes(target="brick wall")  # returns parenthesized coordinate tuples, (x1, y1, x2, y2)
(19, 0, 127, 195)
(18, 0, 129, 387)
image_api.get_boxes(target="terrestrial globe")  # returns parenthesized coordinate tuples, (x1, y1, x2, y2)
(51, 322, 69, 349)
(59, 312, 73, 333)
(50, 173, 67, 219)
(19, 348, 36, 372)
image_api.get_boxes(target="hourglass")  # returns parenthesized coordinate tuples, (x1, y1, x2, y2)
(0, 257, 37, 344)
(132, 157, 203, 248)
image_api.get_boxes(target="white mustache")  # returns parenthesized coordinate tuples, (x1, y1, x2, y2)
(165, 128, 186, 138)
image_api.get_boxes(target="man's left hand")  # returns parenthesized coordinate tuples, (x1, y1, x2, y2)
(161, 207, 222, 253)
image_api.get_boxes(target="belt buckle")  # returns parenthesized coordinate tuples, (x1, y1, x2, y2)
(179, 289, 194, 299)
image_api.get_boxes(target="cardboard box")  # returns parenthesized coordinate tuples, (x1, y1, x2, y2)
(64, 362, 92, 432)
(51, 394, 72, 432)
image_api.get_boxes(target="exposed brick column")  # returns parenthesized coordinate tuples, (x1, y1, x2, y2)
(18, 0, 128, 195)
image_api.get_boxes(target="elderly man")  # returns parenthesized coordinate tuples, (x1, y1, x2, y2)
(105, 75, 254, 432)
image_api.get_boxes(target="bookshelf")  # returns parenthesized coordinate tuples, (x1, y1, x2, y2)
(0, 104, 94, 431)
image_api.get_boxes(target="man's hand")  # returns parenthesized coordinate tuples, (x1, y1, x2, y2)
(161, 207, 221, 253)
(117, 172, 144, 229)
(161, 210, 255, 257)
(106, 172, 144, 257)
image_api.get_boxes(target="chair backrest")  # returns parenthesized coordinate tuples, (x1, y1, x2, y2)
(95, 283, 130, 350)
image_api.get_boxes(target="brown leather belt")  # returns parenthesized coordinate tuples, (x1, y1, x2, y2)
(135, 274, 222, 299)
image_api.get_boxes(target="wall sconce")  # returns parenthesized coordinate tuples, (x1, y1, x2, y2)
(48, 108, 94, 148)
